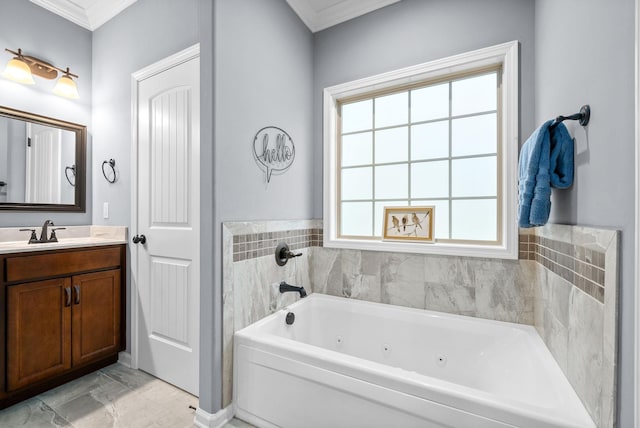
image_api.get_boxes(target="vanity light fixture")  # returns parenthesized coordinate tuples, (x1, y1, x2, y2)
(2, 48, 80, 99)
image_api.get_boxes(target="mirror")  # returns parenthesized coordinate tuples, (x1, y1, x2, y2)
(0, 106, 86, 212)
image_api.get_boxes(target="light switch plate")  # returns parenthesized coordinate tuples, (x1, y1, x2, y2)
(103, 202, 109, 219)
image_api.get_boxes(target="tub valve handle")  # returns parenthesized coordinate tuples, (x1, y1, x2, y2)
(275, 242, 302, 266)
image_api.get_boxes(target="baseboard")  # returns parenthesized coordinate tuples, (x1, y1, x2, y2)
(194, 405, 234, 428)
(117, 351, 132, 368)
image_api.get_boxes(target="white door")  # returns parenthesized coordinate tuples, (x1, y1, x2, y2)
(25, 123, 61, 204)
(134, 54, 200, 395)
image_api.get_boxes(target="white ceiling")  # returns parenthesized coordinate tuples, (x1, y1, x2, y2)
(30, 0, 400, 33)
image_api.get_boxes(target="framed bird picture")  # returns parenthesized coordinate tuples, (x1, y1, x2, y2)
(382, 206, 434, 243)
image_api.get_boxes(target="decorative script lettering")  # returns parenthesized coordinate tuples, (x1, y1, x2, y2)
(260, 133, 293, 165)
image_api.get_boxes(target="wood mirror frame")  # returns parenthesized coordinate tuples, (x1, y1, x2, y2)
(0, 106, 86, 212)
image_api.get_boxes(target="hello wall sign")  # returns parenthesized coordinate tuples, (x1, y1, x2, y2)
(252, 126, 295, 183)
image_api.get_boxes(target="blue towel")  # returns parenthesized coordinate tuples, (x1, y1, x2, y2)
(518, 121, 574, 228)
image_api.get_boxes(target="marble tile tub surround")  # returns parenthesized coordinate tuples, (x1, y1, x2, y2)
(529, 224, 619, 428)
(222, 220, 319, 406)
(310, 247, 536, 323)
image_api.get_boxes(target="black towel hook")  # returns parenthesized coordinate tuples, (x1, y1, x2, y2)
(550, 105, 590, 129)
(102, 159, 117, 183)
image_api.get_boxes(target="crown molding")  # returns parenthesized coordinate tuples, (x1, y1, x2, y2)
(30, 0, 138, 31)
(85, 0, 138, 30)
(30, 0, 90, 30)
(286, 0, 401, 33)
(32, 0, 394, 33)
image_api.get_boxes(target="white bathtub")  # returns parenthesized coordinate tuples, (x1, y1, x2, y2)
(233, 294, 594, 428)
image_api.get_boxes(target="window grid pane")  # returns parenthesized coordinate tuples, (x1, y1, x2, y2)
(338, 70, 499, 242)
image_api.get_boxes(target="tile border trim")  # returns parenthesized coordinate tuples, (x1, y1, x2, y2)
(519, 234, 605, 303)
(232, 228, 323, 262)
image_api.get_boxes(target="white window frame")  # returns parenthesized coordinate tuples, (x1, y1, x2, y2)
(323, 41, 519, 259)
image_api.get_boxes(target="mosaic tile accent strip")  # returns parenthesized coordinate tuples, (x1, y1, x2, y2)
(232, 228, 323, 262)
(519, 234, 605, 303)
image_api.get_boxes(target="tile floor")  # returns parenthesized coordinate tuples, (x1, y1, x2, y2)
(0, 363, 254, 428)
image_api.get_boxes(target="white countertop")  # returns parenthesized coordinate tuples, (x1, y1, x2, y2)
(0, 226, 127, 254)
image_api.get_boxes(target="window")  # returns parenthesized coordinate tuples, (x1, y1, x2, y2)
(323, 41, 519, 259)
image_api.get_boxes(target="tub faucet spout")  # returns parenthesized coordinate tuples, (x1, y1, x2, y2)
(279, 281, 307, 298)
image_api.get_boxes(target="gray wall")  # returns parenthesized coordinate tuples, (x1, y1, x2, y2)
(312, 0, 537, 217)
(212, 0, 315, 411)
(0, 0, 92, 226)
(534, 0, 636, 425)
(214, 0, 315, 222)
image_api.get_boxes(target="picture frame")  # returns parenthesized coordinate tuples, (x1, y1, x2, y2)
(382, 206, 434, 242)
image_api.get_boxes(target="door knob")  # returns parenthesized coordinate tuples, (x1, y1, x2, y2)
(132, 234, 146, 244)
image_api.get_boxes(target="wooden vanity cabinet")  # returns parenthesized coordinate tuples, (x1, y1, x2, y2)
(7, 277, 72, 391)
(71, 270, 121, 367)
(0, 245, 125, 408)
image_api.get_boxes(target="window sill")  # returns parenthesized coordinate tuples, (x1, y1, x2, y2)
(323, 236, 519, 260)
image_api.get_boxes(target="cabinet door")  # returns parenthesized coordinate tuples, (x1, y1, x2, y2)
(7, 278, 72, 391)
(71, 270, 121, 366)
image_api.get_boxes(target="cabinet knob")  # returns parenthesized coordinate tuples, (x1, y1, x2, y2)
(132, 234, 146, 245)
